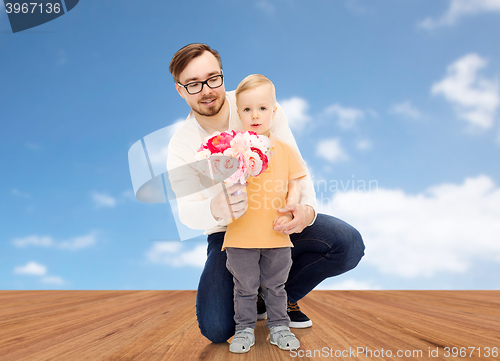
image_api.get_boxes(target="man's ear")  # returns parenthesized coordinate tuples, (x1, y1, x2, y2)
(175, 83, 185, 99)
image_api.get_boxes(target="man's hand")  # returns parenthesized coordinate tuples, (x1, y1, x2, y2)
(210, 183, 248, 221)
(273, 204, 314, 235)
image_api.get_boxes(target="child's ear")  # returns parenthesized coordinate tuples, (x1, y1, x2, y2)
(237, 108, 241, 118)
(272, 106, 277, 119)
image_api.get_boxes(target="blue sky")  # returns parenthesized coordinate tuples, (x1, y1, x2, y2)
(1, 0, 500, 291)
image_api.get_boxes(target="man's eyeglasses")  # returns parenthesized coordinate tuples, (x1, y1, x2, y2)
(177, 74, 224, 95)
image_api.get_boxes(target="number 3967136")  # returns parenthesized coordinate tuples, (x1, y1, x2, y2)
(5, 2, 61, 14)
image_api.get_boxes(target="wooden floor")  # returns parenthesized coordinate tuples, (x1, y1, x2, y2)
(0, 291, 498, 361)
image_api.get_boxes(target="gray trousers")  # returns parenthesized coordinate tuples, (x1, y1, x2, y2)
(225, 247, 292, 331)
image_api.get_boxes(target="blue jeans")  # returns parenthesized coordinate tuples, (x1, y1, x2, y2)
(196, 214, 365, 343)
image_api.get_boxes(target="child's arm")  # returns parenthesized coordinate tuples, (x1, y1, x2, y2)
(273, 179, 302, 227)
(285, 179, 301, 206)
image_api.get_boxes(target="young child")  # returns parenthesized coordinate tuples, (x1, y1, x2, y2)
(222, 74, 305, 353)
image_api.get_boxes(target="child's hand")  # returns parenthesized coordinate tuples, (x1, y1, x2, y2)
(273, 212, 293, 230)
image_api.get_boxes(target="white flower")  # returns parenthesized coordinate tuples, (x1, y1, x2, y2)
(195, 148, 211, 160)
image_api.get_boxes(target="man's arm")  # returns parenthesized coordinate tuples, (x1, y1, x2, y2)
(210, 182, 248, 221)
(167, 123, 251, 231)
(167, 126, 229, 231)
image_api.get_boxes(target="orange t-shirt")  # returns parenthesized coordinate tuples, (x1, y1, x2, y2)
(222, 133, 307, 250)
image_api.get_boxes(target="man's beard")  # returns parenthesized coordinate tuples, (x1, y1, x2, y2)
(192, 95, 225, 117)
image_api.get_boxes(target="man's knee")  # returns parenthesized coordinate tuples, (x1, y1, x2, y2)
(196, 298, 235, 343)
(320, 215, 365, 272)
(199, 323, 234, 343)
(343, 225, 365, 271)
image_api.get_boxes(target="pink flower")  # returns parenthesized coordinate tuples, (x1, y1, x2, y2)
(250, 147, 269, 174)
(195, 148, 211, 160)
(221, 156, 239, 178)
(210, 157, 222, 174)
(223, 147, 237, 158)
(197, 131, 271, 185)
(245, 150, 264, 177)
(230, 133, 250, 153)
(206, 132, 234, 154)
(227, 152, 248, 184)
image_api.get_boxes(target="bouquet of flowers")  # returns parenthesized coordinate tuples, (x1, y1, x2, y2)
(196, 130, 272, 187)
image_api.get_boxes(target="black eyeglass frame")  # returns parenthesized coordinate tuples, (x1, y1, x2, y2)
(177, 73, 224, 95)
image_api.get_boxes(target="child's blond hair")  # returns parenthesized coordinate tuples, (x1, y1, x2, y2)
(235, 74, 276, 104)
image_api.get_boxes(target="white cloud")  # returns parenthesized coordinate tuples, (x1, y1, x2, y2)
(57, 49, 67, 65)
(12, 232, 96, 250)
(345, 0, 368, 14)
(91, 192, 117, 208)
(24, 142, 43, 151)
(318, 175, 500, 278)
(41, 276, 66, 285)
(355, 139, 372, 151)
(419, 0, 500, 29)
(146, 242, 207, 267)
(12, 188, 32, 199)
(14, 262, 47, 276)
(279, 97, 311, 131)
(432, 53, 499, 129)
(91, 189, 136, 207)
(316, 279, 381, 290)
(12, 235, 54, 248)
(316, 138, 349, 163)
(257, 0, 275, 14)
(366, 109, 379, 118)
(13, 262, 67, 285)
(325, 103, 365, 129)
(58, 233, 97, 250)
(121, 190, 136, 201)
(389, 101, 422, 119)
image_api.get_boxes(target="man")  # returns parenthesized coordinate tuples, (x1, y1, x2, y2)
(167, 43, 365, 343)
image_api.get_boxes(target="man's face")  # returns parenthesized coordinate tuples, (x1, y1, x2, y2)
(176, 51, 225, 117)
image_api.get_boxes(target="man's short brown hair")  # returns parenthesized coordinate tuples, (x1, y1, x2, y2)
(169, 43, 222, 83)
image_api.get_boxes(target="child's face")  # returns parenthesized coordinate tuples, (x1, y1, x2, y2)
(236, 84, 276, 136)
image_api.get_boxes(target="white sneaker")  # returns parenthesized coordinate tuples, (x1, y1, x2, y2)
(229, 328, 255, 353)
(270, 325, 300, 351)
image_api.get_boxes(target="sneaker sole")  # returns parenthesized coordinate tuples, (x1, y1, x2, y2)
(229, 341, 255, 353)
(270, 340, 299, 351)
(289, 319, 313, 328)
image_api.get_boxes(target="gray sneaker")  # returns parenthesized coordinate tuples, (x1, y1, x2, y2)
(229, 328, 255, 353)
(270, 325, 300, 351)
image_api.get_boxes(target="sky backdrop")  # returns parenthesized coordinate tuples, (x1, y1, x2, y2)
(1, 0, 500, 291)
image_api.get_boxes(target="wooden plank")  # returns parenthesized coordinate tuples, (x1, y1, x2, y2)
(298, 291, 500, 361)
(0, 291, 498, 360)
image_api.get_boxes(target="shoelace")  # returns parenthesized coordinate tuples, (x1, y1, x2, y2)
(287, 301, 300, 312)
